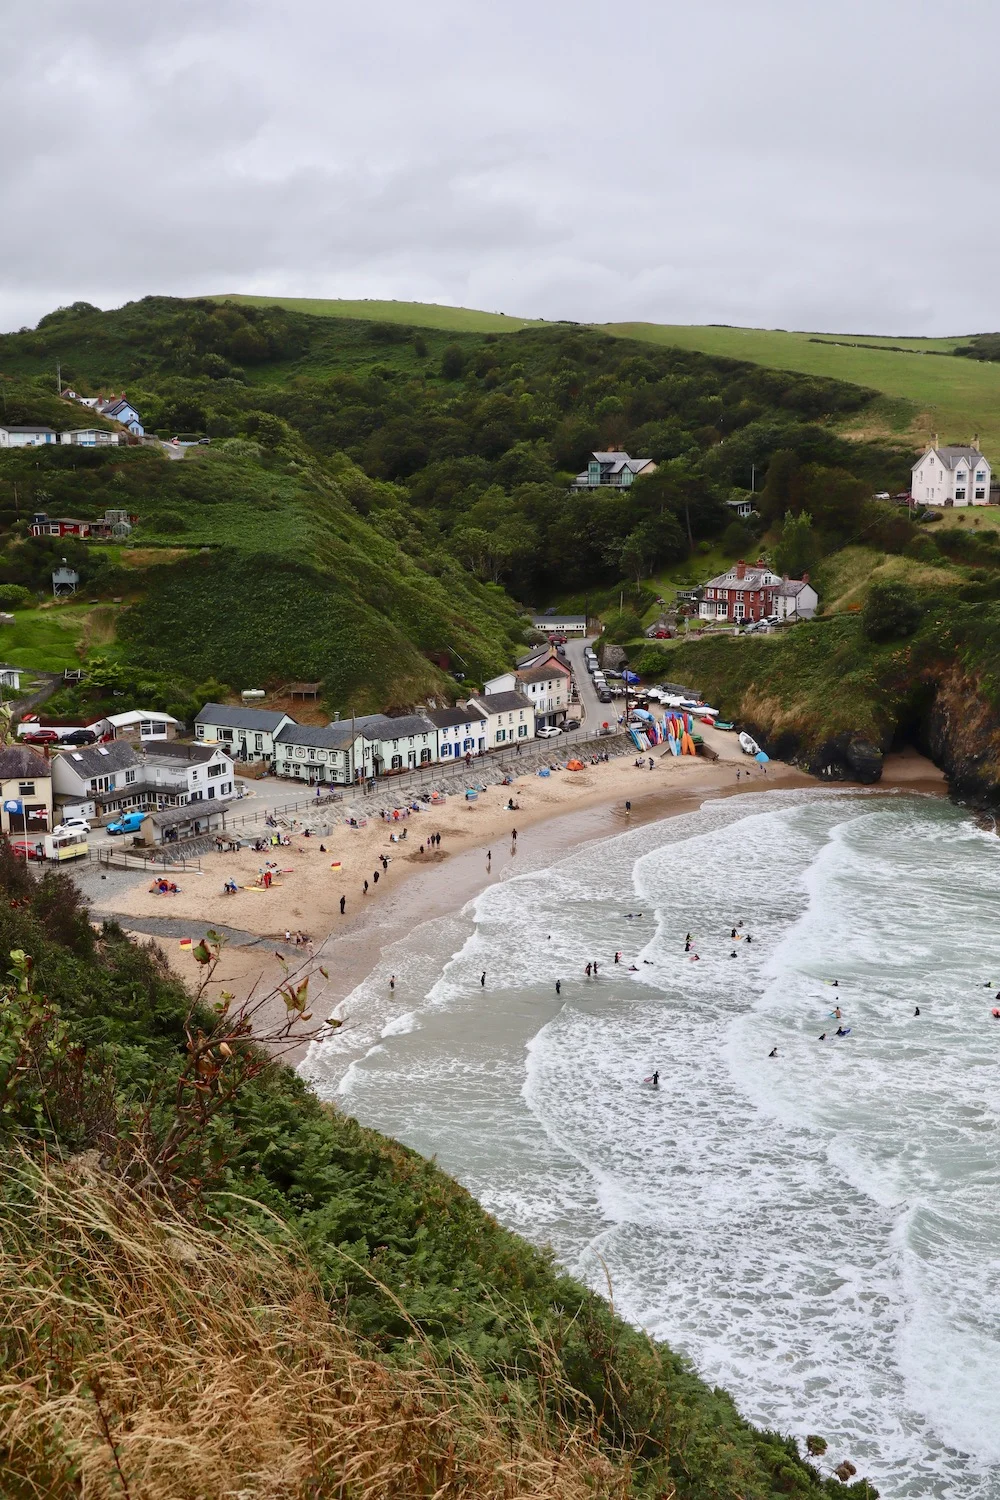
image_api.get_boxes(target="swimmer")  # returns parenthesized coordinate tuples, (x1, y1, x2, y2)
(745, 934, 752, 945)
(729, 950, 738, 958)
(914, 1006, 920, 1016)
(833, 1006, 842, 1019)
(689, 953, 701, 962)
(835, 1025, 849, 1036)
(768, 1047, 778, 1058)
(818, 1032, 827, 1040)
(651, 1070, 659, 1088)
(629, 964, 639, 972)
(643, 959, 653, 965)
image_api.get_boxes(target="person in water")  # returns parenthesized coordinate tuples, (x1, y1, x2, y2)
(729, 950, 738, 958)
(833, 1006, 842, 1019)
(651, 1070, 659, 1088)
(818, 1032, 827, 1040)
(585, 962, 592, 977)
(745, 934, 753, 945)
(684, 940, 691, 952)
(835, 1025, 849, 1036)
(629, 964, 639, 972)
(914, 1006, 920, 1016)
(768, 1047, 778, 1058)
(731, 928, 738, 939)
(555, 979, 561, 995)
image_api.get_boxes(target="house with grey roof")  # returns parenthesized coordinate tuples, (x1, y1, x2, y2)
(0, 744, 53, 837)
(911, 444, 991, 507)
(51, 739, 236, 821)
(273, 722, 357, 786)
(465, 690, 535, 750)
(352, 712, 439, 778)
(194, 702, 294, 763)
(570, 452, 656, 491)
(0, 425, 58, 449)
(774, 575, 818, 622)
(424, 704, 488, 761)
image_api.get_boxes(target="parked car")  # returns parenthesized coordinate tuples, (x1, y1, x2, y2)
(22, 728, 60, 744)
(564, 718, 581, 730)
(597, 690, 613, 703)
(60, 728, 97, 745)
(9, 840, 44, 861)
(107, 811, 147, 836)
(53, 817, 91, 835)
(536, 725, 563, 738)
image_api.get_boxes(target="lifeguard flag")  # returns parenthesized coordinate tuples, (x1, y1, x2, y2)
(178, 938, 192, 950)
(330, 861, 342, 869)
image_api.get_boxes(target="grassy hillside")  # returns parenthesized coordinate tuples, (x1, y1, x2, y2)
(213, 293, 546, 334)
(201, 295, 999, 457)
(0, 851, 877, 1499)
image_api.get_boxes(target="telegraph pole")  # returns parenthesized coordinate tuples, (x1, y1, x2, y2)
(56, 362, 61, 396)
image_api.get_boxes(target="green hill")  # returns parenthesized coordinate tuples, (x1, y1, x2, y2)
(200, 295, 1000, 456)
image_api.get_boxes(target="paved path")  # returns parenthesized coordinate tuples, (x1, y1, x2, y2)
(564, 635, 605, 728)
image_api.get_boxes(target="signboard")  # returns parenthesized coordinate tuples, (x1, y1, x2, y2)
(3, 798, 22, 815)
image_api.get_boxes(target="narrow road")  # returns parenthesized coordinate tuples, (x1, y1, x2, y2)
(563, 636, 610, 731)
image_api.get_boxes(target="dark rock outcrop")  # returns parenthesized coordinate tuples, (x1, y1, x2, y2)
(805, 732, 884, 783)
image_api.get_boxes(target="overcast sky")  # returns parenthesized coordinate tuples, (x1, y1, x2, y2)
(2, 0, 996, 335)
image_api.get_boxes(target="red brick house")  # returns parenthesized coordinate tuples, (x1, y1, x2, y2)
(698, 560, 782, 624)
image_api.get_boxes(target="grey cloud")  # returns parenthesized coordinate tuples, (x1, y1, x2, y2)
(2, 0, 999, 334)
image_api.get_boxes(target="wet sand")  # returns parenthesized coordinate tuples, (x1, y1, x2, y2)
(108, 741, 945, 1061)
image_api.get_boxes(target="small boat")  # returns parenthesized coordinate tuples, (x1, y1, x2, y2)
(738, 732, 760, 757)
(714, 720, 735, 731)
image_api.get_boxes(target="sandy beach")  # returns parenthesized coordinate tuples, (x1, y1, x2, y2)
(91, 736, 945, 1058)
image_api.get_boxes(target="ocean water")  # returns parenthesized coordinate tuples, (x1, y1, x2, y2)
(301, 789, 1000, 1499)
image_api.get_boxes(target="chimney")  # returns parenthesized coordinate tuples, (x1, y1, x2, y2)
(802, 572, 809, 583)
(735, 560, 746, 580)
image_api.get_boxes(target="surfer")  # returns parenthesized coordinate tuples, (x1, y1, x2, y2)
(730, 950, 738, 958)
(480, 972, 486, 988)
(731, 928, 738, 939)
(768, 1047, 778, 1058)
(835, 1025, 849, 1037)
(684, 940, 691, 952)
(833, 1006, 842, 1019)
(389, 975, 395, 992)
(651, 1070, 659, 1088)
(914, 1006, 920, 1016)
(818, 1032, 827, 1040)
(745, 934, 753, 945)
(614, 951, 622, 964)
(556, 980, 561, 995)
(629, 964, 639, 972)
(585, 962, 592, 977)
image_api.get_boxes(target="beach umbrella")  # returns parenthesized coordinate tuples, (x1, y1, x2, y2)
(623, 670, 640, 683)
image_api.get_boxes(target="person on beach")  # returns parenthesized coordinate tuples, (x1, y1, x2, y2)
(363, 879, 369, 895)
(340, 895, 346, 915)
(373, 870, 380, 883)
(511, 828, 517, 843)
(625, 800, 631, 815)
(480, 972, 486, 988)
(381, 855, 388, 870)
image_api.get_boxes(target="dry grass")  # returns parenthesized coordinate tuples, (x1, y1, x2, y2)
(0, 1158, 636, 1500)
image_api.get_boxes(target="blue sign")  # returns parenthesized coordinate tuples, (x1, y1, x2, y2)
(3, 799, 22, 815)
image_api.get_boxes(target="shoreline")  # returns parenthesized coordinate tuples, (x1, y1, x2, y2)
(95, 742, 947, 1064)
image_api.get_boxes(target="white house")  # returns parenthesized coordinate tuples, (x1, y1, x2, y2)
(273, 722, 357, 785)
(0, 664, 23, 690)
(465, 691, 534, 749)
(0, 745, 53, 838)
(570, 452, 656, 490)
(425, 705, 488, 761)
(60, 428, 120, 447)
(194, 703, 294, 763)
(352, 713, 438, 777)
(529, 614, 588, 636)
(52, 741, 235, 821)
(774, 576, 819, 621)
(911, 445, 991, 507)
(0, 426, 58, 448)
(484, 649, 572, 728)
(90, 709, 180, 743)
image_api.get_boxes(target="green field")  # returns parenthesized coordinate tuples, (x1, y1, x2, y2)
(0, 603, 106, 672)
(212, 294, 546, 334)
(208, 295, 1000, 457)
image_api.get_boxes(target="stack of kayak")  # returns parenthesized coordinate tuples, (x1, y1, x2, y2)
(663, 711, 698, 756)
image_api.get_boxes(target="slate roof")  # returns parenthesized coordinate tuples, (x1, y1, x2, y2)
(352, 713, 436, 740)
(915, 446, 987, 471)
(776, 579, 812, 598)
(150, 800, 234, 828)
(195, 703, 290, 731)
(143, 741, 222, 765)
(703, 566, 781, 591)
(0, 745, 52, 780)
(519, 661, 570, 684)
(276, 723, 356, 750)
(424, 705, 487, 729)
(56, 741, 139, 779)
(470, 690, 533, 714)
(1, 425, 56, 434)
